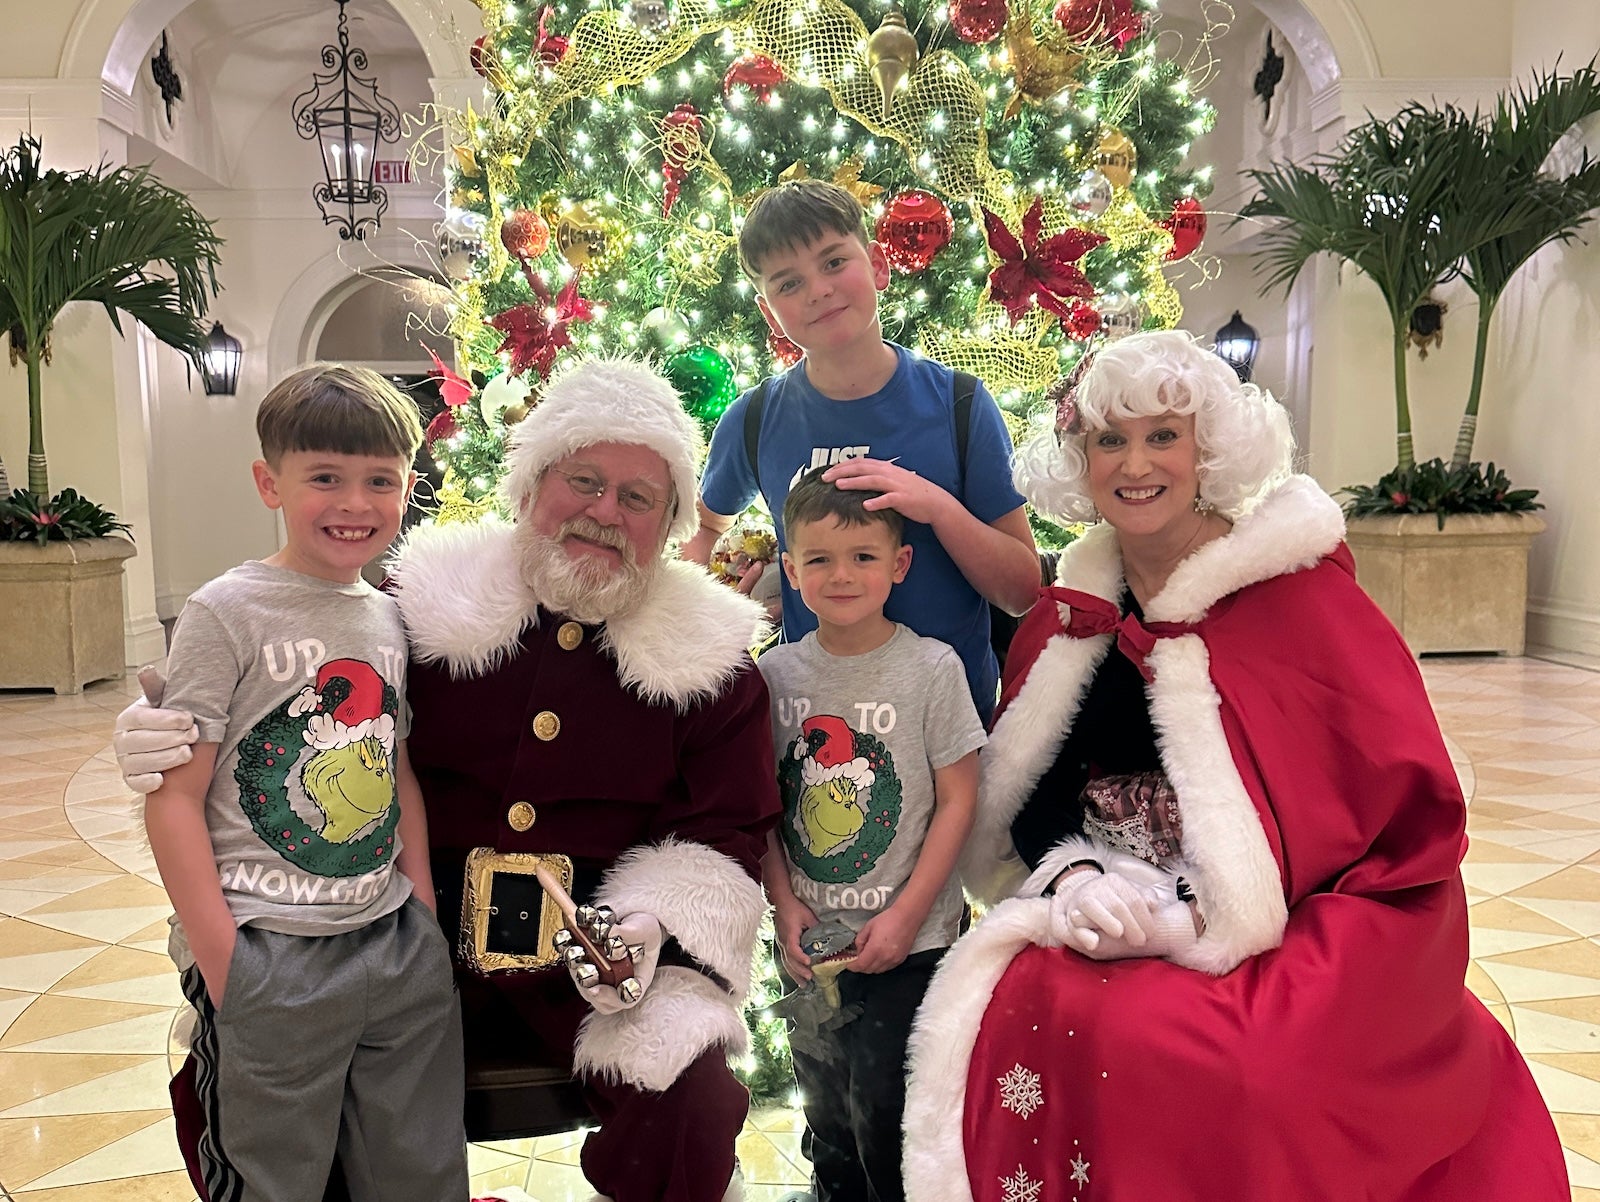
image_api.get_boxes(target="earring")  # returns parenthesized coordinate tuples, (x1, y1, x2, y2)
(1193, 495, 1213, 515)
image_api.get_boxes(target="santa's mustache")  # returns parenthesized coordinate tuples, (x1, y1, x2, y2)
(559, 516, 634, 561)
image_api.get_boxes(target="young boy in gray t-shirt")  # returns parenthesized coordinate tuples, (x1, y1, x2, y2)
(759, 467, 984, 1202)
(143, 364, 467, 1202)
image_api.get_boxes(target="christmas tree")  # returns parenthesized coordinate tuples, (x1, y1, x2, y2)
(423, 0, 1221, 1098)
(425, 0, 1218, 515)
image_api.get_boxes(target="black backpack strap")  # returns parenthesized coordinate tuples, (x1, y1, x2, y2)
(740, 378, 770, 492)
(952, 370, 978, 493)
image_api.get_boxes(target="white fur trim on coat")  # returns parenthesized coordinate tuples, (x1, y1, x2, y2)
(968, 475, 1340, 974)
(903, 896, 1054, 1202)
(499, 357, 705, 544)
(573, 968, 750, 1094)
(594, 837, 766, 1001)
(391, 520, 769, 710)
(572, 837, 765, 1092)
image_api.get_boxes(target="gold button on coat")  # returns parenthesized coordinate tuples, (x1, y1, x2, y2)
(557, 622, 584, 650)
(506, 802, 536, 832)
(532, 711, 561, 741)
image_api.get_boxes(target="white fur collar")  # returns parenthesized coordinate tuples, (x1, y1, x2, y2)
(390, 518, 769, 711)
(968, 475, 1342, 971)
(1055, 474, 1345, 621)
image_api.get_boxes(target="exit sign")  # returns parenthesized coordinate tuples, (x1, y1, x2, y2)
(374, 159, 413, 185)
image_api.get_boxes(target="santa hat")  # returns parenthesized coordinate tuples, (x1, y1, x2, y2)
(499, 356, 705, 543)
(794, 715, 875, 792)
(291, 659, 396, 755)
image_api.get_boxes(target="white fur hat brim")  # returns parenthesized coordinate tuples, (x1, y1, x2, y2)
(499, 356, 705, 543)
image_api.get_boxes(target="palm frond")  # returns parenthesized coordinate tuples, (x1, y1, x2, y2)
(0, 134, 224, 493)
(0, 136, 223, 359)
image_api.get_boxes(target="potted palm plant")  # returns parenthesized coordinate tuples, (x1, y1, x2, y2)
(1240, 64, 1600, 654)
(0, 134, 224, 692)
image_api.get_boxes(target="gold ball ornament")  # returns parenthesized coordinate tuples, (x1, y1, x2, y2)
(1093, 129, 1137, 189)
(867, 9, 920, 120)
(554, 200, 625, 272)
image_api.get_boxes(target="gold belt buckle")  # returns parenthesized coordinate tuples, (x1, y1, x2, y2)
(460, 849, 574, 973)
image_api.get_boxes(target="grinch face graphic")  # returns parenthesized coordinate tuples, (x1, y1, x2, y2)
(233, 658, 402, 877)
(779, 714, 902, 883)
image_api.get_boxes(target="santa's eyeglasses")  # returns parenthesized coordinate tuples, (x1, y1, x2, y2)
(549, 468, 669, 516)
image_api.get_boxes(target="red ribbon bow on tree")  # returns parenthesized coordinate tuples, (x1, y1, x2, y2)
(488, 268, 593, 380)
(982, 198, 1107, 325)
(1043, 586, 1193, 682)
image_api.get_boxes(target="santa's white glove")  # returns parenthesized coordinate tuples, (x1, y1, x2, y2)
(1064, 899, 1201, 961)
(569, 912, 663, 1015)
(1048, 869, 1160, 951)
(113, 669, 197, 794)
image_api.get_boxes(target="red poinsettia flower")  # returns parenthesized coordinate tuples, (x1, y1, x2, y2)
(425, 408, 459, 445)
(488, 271, 594, 380)
(425, 346, 473, 409)
(982, 198, 1107, 325)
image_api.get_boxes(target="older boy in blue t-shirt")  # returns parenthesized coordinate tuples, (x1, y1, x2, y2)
(683, 180, 1038, 724)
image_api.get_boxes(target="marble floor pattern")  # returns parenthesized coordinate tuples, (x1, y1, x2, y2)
(0, 657, 1597, 1200)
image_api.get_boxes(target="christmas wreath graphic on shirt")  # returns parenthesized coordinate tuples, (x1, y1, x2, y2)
(778, 714, 903, 884)
(232, 658, 401, 878)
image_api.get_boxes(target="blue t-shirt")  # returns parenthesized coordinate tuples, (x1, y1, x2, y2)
(699, 344, 1025, 723)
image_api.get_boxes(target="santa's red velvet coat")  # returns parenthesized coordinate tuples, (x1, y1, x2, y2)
(904, 476, 1566, 1202)
(390, 517, 779, 1094)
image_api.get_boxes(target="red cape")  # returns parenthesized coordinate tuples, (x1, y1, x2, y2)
(905, 478, 1564, 1202)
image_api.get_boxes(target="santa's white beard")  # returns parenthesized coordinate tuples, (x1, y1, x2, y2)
(517, 517, 658, 624)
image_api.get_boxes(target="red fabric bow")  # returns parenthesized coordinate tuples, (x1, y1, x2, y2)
(1043, 586, 1192, 681)
(982, 198, 1107, 325)
(488, 268, 593, 380)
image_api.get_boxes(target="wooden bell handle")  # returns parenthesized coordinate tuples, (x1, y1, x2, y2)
(533, 864, 632, 988)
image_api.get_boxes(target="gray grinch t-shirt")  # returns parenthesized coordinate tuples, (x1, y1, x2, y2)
(159, 561, 414, 968)
(758, 624, 986, 955)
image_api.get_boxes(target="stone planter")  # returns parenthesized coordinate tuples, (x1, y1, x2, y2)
(0, 537, 138, 694)
(1345, 513, 1547, 656)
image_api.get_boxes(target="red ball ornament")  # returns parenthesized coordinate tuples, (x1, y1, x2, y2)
(875, 190, 955, 275)
(1161, 197, 1207, 260)
(769, 329, 803, 367)
(723, 54, 786, 102)
(950, 0, 1009, 44)
(470, 36, 491, 77)
(500, 209, 551, 261)
(1054, 0, 1144, 48)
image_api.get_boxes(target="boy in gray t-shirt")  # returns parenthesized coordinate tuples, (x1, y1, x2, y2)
(759, 468, 984, 1202)
(143, 365, 467, 1202)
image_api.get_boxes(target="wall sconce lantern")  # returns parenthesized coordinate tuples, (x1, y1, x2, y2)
(199, 322, 242, 396)
(291, 0, 401, 240)
(1214, 310, 1260, 382)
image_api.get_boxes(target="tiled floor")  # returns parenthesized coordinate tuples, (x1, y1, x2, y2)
(1, 657, 1598, 1200)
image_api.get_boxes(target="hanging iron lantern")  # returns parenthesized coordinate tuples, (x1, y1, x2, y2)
(291, 0, 402, 240)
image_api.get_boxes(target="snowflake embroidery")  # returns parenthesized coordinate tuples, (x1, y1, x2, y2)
(1000, 1164, 1043, 1202)
(996, 1062, 1044, 1119)
(1070, 1154, 1091, 1190)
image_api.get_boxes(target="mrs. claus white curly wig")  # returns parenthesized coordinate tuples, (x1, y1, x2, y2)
(1013, 329, 1295, 524)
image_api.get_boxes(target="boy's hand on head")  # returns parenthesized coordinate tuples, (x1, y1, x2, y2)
(773, 896, 818, 983)
(847, 905, 919, 974)
(823, 458, 954, 527)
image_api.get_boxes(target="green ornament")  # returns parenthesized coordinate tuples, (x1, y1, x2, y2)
(641, 306, 691, 354)
(664, 344, 737, 423)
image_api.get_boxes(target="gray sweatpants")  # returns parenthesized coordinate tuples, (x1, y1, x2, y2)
(179, 895, 468, 1202)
